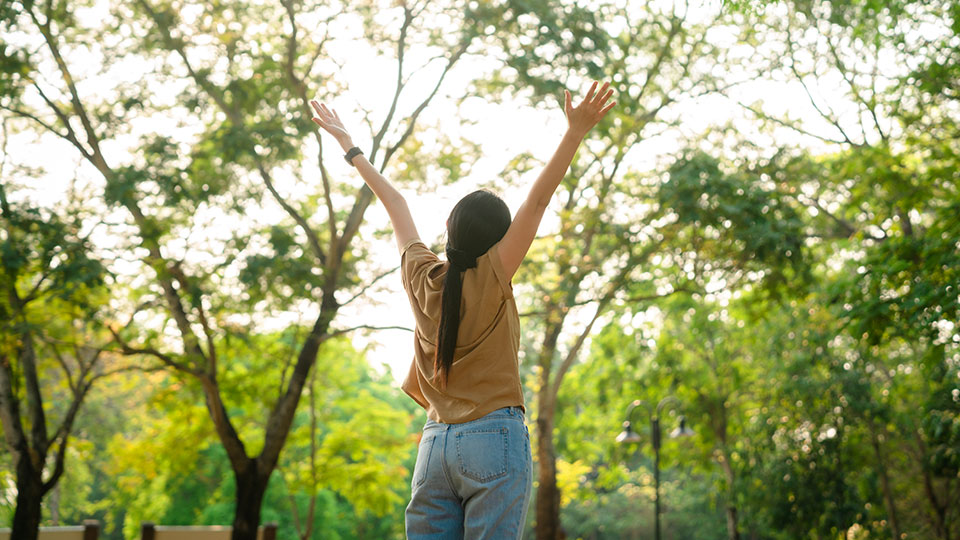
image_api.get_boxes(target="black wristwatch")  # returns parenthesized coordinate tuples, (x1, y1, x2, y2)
(344, 147, 364, 166)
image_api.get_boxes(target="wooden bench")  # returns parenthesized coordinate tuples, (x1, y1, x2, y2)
(139, 523, 278, 540)
(0, 521, 99, 540)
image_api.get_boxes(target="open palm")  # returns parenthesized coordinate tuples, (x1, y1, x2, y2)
(310, 100, 351, 143)
(564, 81, 616, 136)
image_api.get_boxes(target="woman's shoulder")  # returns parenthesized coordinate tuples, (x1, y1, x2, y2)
(477, 242, 513, 299)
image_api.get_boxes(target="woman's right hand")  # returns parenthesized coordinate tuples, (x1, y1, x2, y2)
(563, 81, 616, 138)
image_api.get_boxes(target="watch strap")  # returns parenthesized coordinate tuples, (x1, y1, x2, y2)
(344, 146, 364, 166)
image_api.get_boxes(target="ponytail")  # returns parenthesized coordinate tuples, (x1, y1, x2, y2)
(435, 247, 477, 386)
(434, 190, 511, 386)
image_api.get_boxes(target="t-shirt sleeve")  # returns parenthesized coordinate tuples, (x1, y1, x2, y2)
(401, 240, 441, 299)
(484, 242, 514, 300)
(401, 356, 429, 410)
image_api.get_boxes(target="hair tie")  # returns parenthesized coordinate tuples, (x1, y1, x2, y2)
(446, 246, 477, 271)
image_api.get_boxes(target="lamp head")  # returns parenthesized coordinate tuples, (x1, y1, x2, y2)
(669, 416, 695, 438)
(616, 420, 643, 444)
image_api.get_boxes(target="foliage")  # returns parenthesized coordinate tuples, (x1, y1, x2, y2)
(10, 337, 417, 540)
(1, 0, 958, 538)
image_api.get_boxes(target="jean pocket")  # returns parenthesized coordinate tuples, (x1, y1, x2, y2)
(456, 427, 509, 483)
(412, 434, 436, 488)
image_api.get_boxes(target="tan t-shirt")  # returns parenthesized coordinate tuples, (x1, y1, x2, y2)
(399, 239, 524, 424)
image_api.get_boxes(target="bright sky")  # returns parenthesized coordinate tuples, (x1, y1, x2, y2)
(1, 0, 866, 384)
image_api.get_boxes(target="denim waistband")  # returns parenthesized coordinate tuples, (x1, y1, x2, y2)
(425, 406, 525, 431)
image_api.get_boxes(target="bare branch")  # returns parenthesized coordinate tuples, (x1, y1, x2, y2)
(824, 30, 886, 141)
(370, 6, 415, 162)
(256, 161, 328, 266)
(784, 16, 858, 146)
(281, 0, 338, 261)
(197, 373, 250, 469)
(795, 192, 855, 238)
(29, 8, 108, 172)
(737, 100, 848, 145)
(108, 326, 199, 376)
(379, 41, 470, 169)
(89, 363, 167, 381)
(42, 337, 77, 394)
(278, 313, 306, 401)
(0, 104, 77, 153)
(549, 305, 605, 403)
(323, 324, 414, 340)
(341, 265, 401, 306)
(636, 14, 683, 102)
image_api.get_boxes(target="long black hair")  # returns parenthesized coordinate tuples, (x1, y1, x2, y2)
(435, 190, 511, 386)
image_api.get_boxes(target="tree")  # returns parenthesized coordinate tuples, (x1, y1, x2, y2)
(1, 0, 488, 536)
(551, 311, 732, 540)
(0, 177, 113, 539)
(466, 0, 734, 535)
(654, 0, 960, 535)
(733, 0, 960, 535)
(97, 335, 415, 539)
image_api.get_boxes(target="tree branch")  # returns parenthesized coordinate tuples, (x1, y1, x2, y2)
(737, 100, 847, 145)
(137, 0, 237, 122)
(548, 304, 605, 403)
(29, 7, 108, 172)
(108, 325, 199, 376)
(255, 161, 327, 266)
(44, 337, 77, 394)
(0, 353, 28, 466)
(379, 40, 469, 169)
(784, 16, 858, 146)
(198, 372, 250, 469)
(824, 30, 886, 142)
(323, 324, 414, 340)
(340, 265, 401, 306)
(370, 6, 414, 163)
(13, 312, 49, 460)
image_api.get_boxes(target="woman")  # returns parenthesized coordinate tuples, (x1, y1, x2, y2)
(311, 80, 615, 539)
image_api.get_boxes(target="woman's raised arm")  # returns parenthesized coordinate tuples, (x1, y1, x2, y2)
(310, 100, 420, 252)
(498, 81, 616, 278)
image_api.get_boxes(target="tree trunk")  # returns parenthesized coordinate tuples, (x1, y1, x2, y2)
(725, 505, 741, 540)
(231, 462, 270, 540)
(922, 465, 948, 540)
(916, 432, 949, 540)
(51, 481, 61, 525)
(535, 407, 561, 540)
(11, 457, 44, 540)
(710, 398, 741, 540)
(718, 454, 741, 540)
(870, 428, 902, 540)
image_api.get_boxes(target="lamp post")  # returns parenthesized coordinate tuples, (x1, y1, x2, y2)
(616, 396, 694, 540)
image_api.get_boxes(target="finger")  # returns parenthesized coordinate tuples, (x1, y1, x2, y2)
(310, 100, 323, 115)
(316, 103, 331, 120)
(600, 100, 617, 115)
(583, 80, 598, 104)
(311, 117, 325, 127)
(592, 82, 611, 105)
(332, 108, 341, 121)
(564, 89, 572, 113)
(597, 88, 614, 107)
(320, 103, 333, 118)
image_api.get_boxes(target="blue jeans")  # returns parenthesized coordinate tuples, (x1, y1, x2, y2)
(406, 406, 533, 539)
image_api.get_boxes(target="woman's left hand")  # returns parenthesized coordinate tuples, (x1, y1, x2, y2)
(310, 100, 353, 147)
